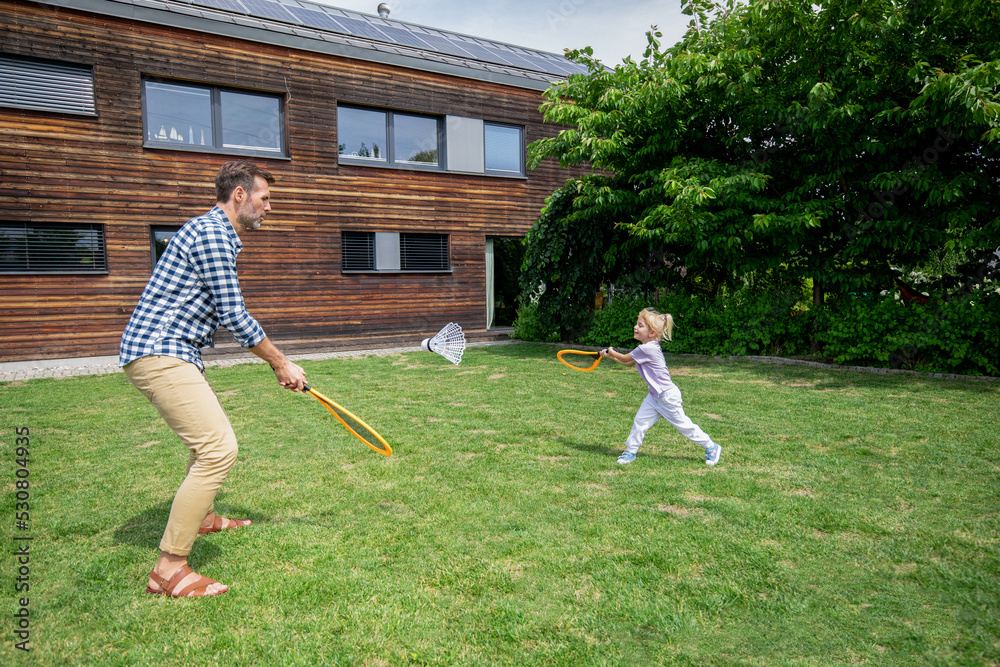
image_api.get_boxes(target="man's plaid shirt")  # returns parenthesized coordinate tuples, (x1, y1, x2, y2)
(119, 206, 266, 370)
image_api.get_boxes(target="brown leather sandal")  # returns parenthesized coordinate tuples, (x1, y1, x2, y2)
(146, 565, 227, 597)
(198, 515, 252, 534)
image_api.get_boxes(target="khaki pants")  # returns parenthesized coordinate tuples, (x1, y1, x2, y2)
(124, 355, 238, 556)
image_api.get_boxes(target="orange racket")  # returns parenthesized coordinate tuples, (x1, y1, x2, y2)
(304, 384, 392, 456)
(557, 349, 604, 372)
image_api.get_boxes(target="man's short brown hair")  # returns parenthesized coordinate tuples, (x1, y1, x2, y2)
(215, 161, 275, 203)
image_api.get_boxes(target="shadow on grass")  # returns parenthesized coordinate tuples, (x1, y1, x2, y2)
(557, 436, 692, 463)
(113, 499, 271, 564)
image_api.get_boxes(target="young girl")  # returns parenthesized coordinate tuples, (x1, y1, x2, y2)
(600, 308, 721, 466)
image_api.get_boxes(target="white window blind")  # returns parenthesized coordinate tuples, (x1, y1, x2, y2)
(0, 55, 96, 115)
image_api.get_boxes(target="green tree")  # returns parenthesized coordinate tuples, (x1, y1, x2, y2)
(523, 0, 999, 321)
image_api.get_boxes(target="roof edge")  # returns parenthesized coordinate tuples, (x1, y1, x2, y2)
(26, 0, 567, 91)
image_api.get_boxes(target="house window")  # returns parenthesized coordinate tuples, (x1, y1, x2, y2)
(394, 115, 439, 166)
(400, 233, 449, 271)
(142, 79, 285, 157)
(0, 54, 96, 116)
(443, 116, 525, 177)
(0, 223, 107, 274)
(337, 107, 386, 162)
(338, 105, 441, 169)
(342, 231, 376, 271)
(342, 232, 450, 273)
(150, 226, 182, 266)
(484, 123, 524, 175)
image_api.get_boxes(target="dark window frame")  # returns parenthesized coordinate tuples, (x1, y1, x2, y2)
(337, 104, 444, 172)
(484, 121, 526, 176)
(0, 222, 108, 274)
(150, 225, 182, 268)
(141, 77, 288, 158)
(341, 231, 451, 274)
(341, 231, 376, 272)
(400, 232, 450, 271)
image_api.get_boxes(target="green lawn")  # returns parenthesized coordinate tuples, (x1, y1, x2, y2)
(2, 343, 998, 666)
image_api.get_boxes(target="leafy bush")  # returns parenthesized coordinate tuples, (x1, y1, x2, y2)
(578, 292, 650, 348)
(578, 287, 812, 357)
(518, 182, 618, 339)
(515, 285, 999, 376)
(510, 302, 560, 343)
(815, 289, 1000, 375)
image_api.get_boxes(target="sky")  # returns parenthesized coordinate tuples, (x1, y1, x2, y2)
(310, 0, 692, 66)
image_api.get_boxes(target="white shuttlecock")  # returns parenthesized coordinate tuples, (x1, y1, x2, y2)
(421, 322, 466, 365)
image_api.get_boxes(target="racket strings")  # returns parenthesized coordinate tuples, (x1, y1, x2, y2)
(328, 404, 369, 443)
(307, 387, 392, 456)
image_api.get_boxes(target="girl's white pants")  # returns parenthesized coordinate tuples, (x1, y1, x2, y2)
(624, 387, 713, 454)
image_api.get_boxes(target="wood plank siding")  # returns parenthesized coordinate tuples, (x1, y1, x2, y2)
(0, 1, 582, 361)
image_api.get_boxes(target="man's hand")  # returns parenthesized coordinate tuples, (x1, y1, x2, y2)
(249, 337, 306, 391)
(272, 359, 307, 392)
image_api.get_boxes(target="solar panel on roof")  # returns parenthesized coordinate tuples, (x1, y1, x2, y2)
(333, 15, 392, 42)
(160, 0, 584, 79)
(187, 0, 248, 13)
(376, 25, 436, 51)
(481, 46, 541, 71)
(523, 54, 579, 76)
(413, 34, 478, 60)
(285, 6, 346, 32)
(455, 41, 518, 67)
(241, 0, 299, 23)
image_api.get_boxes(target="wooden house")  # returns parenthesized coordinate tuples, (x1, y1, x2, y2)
(0, 0, 587, 362)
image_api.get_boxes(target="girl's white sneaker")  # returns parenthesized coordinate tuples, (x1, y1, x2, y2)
(617, 451, 636, 465)
(706, 443, 722, 466)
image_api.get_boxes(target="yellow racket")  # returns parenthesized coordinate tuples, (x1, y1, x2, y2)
(304, 384, 392, 456)
(557, 349, 604, 372)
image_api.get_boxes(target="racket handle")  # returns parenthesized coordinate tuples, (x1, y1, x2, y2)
(303, 383, 312, 391)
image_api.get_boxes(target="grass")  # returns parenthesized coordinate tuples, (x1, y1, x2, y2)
(1, 342, 998, 666)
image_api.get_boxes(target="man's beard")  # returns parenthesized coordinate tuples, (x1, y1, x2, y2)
(236, 201, 262, 231)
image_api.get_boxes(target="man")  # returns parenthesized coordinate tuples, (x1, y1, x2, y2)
(120, 161, 307, 598)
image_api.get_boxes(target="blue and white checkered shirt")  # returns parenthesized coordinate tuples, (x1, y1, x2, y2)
(119, 206, 266, 370)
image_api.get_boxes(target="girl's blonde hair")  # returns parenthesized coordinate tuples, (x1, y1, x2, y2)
(639, 307, 674, 342)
